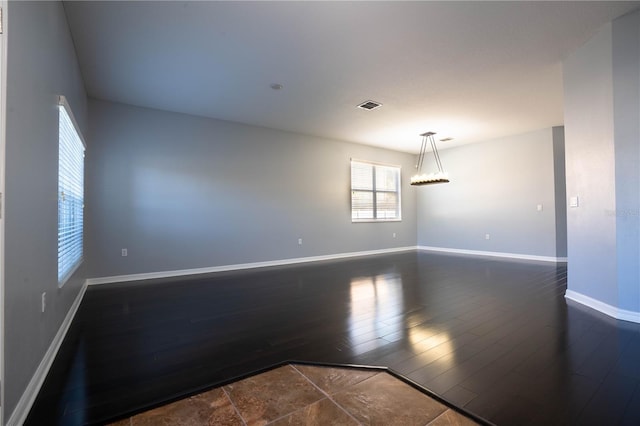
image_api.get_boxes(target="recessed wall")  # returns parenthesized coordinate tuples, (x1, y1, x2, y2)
(416, 127, 567, 259)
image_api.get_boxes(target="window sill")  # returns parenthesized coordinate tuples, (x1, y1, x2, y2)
(352, 219, 402, 223)
(58, 258, 83, 288)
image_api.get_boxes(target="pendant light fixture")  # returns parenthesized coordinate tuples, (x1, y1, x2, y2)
(411, 131, 450, 186)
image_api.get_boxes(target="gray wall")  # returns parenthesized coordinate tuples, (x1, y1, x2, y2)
(416, 128, 566, 258)
(4, 0, 88, 420)
(86, 100, 417, 278)
(563, 9, 640, 314)
(613, 10, 640, 313)
(563, 22, 618, 307)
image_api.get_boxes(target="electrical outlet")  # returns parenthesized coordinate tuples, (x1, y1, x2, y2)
(392, 232, 397, 238)
(121, 248, 128, 257)
(485, 233, 491, 240)
(41, 292, 46, 313)
(298, 238, 303, 245)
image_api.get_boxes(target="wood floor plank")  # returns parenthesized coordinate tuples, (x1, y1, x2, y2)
(23, 252, 640, 425)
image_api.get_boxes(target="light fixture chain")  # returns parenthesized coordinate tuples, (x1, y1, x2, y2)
(417, 135, 427, 172)
(429, 134, 445, 173)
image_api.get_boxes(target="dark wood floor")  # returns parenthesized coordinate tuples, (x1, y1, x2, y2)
(26, 251, 640, 425)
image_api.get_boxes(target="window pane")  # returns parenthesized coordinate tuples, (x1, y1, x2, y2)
(351, 190, 374, 219)
(351, 162, 373, 190)
(376, 192, 399, 219)
(375, 166, 398, 191)
(58, 100, 85, 285)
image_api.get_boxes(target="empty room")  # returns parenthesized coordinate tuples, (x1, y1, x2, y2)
(1, 1, 640, 425)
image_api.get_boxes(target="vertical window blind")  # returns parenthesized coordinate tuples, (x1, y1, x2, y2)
(58, 96, 85, 285)
(351, 160, 401, 222)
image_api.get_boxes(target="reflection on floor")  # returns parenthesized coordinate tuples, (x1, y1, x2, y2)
(109, 364, 480, 426)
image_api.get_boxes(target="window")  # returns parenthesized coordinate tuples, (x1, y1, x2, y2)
(58, 96, 85, 285)
(351, 160, 401, 222)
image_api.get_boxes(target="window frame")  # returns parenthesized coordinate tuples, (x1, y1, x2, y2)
(57, 95, 86, 287)
(350, 159, 402, 223)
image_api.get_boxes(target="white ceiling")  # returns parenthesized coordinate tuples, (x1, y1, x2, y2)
(63, 1, 640, 153)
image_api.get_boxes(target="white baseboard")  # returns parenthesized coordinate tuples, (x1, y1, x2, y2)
(7, 281, 88, 426)
(565, 290, 640, 323)
(417, 246, 568, 263)
(86, 246, 417, 286)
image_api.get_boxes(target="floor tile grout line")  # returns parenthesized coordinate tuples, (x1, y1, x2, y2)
(290, 364, 365, 426)
(221, 385, 249, 426)
(257, 365, 330, 425)
(424, 409, 451, 426)
(289, 365, 360, 413)
(261, 396, 330, 426)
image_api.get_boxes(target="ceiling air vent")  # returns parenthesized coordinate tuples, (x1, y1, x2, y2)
(357, 100, 382, 111)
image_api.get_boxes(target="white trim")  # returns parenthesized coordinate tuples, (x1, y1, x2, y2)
(352, 219, 402, 223)
(565, 290, 640, 324)
(417, 245, 568, 263)
(58, 258, 83, 289)
(86, 246, 416, 286)
(350, 157, 401, 169)
(7, 281, 88, 426)
(58, 95, 86, 148)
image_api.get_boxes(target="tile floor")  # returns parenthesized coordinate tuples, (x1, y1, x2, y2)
(109, 364, 480, 426)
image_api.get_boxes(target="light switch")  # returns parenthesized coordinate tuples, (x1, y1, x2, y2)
(569, 196, 579, 208)
(537, 204, 543, 212)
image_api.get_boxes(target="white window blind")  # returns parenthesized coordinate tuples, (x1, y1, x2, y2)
(351, 160, 401, 222)
(58, 96, 85, 285)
